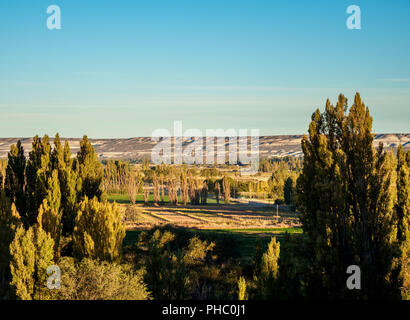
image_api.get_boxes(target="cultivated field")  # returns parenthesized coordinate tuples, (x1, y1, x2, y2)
(114, 197, 301, 231)
(110, 194, 302, 263)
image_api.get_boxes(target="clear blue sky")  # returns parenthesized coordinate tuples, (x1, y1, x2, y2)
(0, 0, 409, 138)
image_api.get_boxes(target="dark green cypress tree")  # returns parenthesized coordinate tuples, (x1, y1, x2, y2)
(284, 177, 293, 205)
(51, 135, 78, 235)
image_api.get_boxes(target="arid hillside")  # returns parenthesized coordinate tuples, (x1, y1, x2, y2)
(0, 134, 409, 160)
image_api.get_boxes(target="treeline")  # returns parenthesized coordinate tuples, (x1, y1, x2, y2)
(134, 167, 223, 205)
(110, 161, 301, 206)
(102, 160, 130, 194)
(5, 153, 300, 207)
(259, 157, 302, 173)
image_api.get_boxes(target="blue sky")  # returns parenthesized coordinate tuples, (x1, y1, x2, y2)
(0, 0, 409, 138)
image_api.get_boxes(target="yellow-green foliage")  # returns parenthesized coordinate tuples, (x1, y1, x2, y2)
(4, 141, 26, 220)
(255, 237, 280, 299)
(152, 229, 176, 248)
(297, 93, 402, 299)
(261, 237, 280, 280)
(142, 230, 217, 300)
(9, 226, 35, 300)
(0, 196, 21, 297)
(9, 225, 54, 300)
(73, 197, 125, 263)
(77, 136, 104, 201)
(237, 276, 248, 300)
(103, 160, 130, 194)
(50, 257, 150, 300)
(0, 159, 6, 188)
(37, 168, 63, 254)
(53, 136, 78, 235)
(25, 135, 53, 225)
(222, 176, 230, 204)
(396, 145, 410, 299)
(183, 236, 215, 266)
(37, 199, 62, 256)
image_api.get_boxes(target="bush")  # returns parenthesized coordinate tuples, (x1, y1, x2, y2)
(51, 257, 150, 300)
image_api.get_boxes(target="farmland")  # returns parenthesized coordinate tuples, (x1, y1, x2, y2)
(110, 194, 302, 263)
(110, 194, 300, 230)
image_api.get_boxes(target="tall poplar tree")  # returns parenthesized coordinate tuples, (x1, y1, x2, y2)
(0, 159, 6, 190)
(0, 193, 21, 298)
(4, 141, 26, 218)
(296, 93, 400, 299)
(51, 135, 78, 234)
(395, 145, 410, 298)
(36, 169, 63, 256)
(255, 237, 280, 299)
(25, 135, 53, 226)
(222, 176, 231, 204)
(73, 197, 125, 263)
(9, 225, 54, 300)
(76, 136, 104, 201)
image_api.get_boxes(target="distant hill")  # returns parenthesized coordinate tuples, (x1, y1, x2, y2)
(0, 134, 409, 160)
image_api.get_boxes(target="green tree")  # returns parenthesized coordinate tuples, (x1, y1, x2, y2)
(73, 197, 125, 263)
(275, 233, 309, 300)
(269, 167, 288, 201)
(222, 176, 231, 204)
(237, 276, 248, 300)
(296, 93, 400, 299)
(51, 135, 78, 234)
(284, 177, 293, 205)
(61, 141, 79, 234)
(9, 226, 35, 300)
(396, 145, 409, 243)
(143, 231, 215, 300)
(50, 257, 149, 300)
(4, 141, 26, 218)
(215, 182, 220, 205)
(126, 171, 137, 205)
(37, 200, 62, 258)
(0, 159, 6, 190)
(143, 230, 188, 300)
(76, 136, 104, 201)
(9, 225, 54, 300)
(395, 145, 410, 298)
(255, 237, 280, 299)
(0, 193, 21, 297)
(25, 135, 53, 226)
